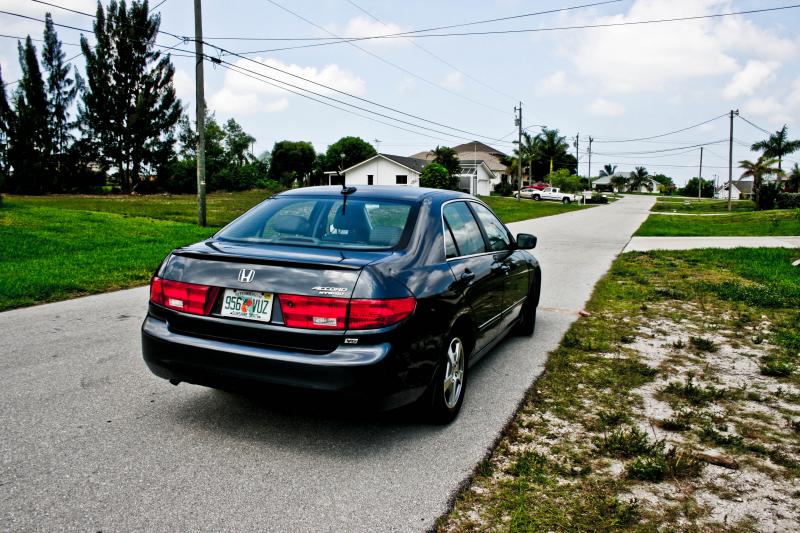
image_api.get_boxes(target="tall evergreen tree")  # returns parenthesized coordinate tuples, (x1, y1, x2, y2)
(0, 66, 12, 195)
(9, 37, 52, 194)
(42, 13, 78, 174)
(79, 0, 181, 192)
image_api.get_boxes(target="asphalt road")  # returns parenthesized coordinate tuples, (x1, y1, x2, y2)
(0, 194, 655, 532)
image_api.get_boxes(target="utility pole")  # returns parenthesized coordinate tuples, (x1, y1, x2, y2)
(515, 102, 522, 202)
(574, 133, 579, 176)
(698, 146, 704, 199)
(194, 0, 207, 227)
(727, 109, 739, 211)
(587, 136, 594, 185)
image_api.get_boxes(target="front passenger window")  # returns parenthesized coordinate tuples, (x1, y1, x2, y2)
(443, 202, 486, 257)
(471, 203, 511, 252)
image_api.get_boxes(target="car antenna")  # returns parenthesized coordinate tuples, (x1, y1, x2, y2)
(337, 159, 357, 214)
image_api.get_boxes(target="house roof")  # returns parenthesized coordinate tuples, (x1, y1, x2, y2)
(733, 180, 753, 194)
(342, 153, 428, 175)
(451, 141, 508, 158)
(456, 160, 493, 178)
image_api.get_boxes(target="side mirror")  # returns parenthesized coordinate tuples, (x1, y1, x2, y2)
(516, 233, 537, 250)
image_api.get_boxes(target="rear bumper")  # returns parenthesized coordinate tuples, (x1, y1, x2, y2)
(141, 316, 428, 410)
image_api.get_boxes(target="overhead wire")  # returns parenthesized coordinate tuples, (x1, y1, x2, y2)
(592, 113, 729, 143)
(229, 4, 800, 54)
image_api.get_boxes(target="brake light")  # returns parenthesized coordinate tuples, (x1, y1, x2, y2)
(348, 298, 416, 329)
(279, 294, 348, 329)
(149, 277, 219, 316)
(278, 294, 416, 330)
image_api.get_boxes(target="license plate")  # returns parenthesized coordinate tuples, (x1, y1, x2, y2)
(220, 289, 273, 322)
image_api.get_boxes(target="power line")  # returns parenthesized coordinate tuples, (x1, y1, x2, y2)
(737, 114, 772, 135)
(593, 140, 728, 156)
(230, 4, 800, 54)
(149, 0, 170, 12)
(343, 0, 517, 102)
(204, 0, 623, 42)
(263, 0, 509, 115)
(593, 113, 729, 143)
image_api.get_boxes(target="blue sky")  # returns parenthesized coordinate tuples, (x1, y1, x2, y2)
(2, 0, 800, 184)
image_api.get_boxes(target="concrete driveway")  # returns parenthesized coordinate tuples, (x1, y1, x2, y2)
(0, 194, 654, 532)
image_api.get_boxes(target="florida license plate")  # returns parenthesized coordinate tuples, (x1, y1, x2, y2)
(220, 290, 273, 322)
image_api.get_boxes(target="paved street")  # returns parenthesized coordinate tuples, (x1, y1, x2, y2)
(0, 195, 654, 532)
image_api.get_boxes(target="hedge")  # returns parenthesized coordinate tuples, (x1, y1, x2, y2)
(776, 193, 800, 209)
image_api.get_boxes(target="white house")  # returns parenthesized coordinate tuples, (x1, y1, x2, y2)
(716, 179, 753, 200)
(456, 160, 495, 196)
(336, 154, 426, 187)
(410, 140, 508, 189)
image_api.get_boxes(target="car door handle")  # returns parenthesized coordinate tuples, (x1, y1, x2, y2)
(460, 270, 475, 283)
(491, 263, 511, 273)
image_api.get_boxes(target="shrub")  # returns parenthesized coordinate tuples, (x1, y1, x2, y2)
(548, 169, 581, 193)
(595, 427, 657, 458)
(776, 193, 800, 209)
(493, 180, 514, 197)
(419, 162, 456, 190)
(689, 336, 718, 353)
(586, 194, 609, 204)
(663, 375, 727, 405)
(760, 356, 795, 377)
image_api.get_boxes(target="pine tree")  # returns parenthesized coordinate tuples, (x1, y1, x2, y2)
(0, 66, 11, 202)
(79, 0, 181, 192)
(42, 12, 78, 182)
(9, 37, 52, 194)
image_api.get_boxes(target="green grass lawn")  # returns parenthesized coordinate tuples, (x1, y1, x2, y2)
(478, 195, 593, 223)
(652, 198, 756, 213)
(9, 189, 278, 227)
(0, 202, 214, 311)
(636, 209, 800, 236)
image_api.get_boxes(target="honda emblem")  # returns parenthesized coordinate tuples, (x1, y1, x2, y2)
(237, 268, 255, 283)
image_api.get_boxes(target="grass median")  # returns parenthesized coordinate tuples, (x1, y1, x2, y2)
(652, 198, 755, 213)
(636, 209, 800, 236)
(479, 195, 593, 223)
(0, 202, 214, 311)
(439, 248, 800, 531)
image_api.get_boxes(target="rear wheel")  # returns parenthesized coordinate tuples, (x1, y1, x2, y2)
(562, 197, 571, 204)
(532, 194, 541, 201)
(428, 334, 468, 424)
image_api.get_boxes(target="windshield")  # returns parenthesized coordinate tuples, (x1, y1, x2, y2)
(215, 196, 415, 250)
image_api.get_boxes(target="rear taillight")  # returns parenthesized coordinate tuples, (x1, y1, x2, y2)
(279, 295, 348, 329)
(278, 294, 416, 330)
(348, 298, 416, 329)
(149, 277, 219, 316)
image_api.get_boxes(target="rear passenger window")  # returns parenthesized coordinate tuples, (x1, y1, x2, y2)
(443, 202, 486, 257)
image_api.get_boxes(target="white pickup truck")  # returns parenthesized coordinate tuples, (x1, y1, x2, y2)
(530, 187, 582, 204)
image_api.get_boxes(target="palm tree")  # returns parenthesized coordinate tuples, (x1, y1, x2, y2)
(786, 163, 800, 193)
(739, 155, 783, 209)
(610, 173, 629, 195)
(529, 128, 574, 179)
(751, 125, 800, 173)
(512, 131, 536, 182)
(628, 166, 651, 192)
(598, 164, 617, 177)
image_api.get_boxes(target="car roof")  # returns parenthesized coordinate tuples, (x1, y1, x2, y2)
(276, 185, 473, 202)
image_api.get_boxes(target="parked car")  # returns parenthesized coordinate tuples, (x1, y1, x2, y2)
(530, 187, 581, 204)
(513, 183, 550, 199)
(142, 186, 541, 423)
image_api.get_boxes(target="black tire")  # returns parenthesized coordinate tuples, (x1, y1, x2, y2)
(562, 197, 571, 204)
(427, 333, 469, 424)
(532, 194, 541, 201)
(514, 293, 537, 336)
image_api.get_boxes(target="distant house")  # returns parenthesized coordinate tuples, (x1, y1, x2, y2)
(716, 179, 753, 200)
(455, 160, 495, 196)
(335, 153, 426, 187)
(411, 140, 509, 189)
(592, 172, 658, 193)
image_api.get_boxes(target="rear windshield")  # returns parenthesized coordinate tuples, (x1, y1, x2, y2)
(215, 196, 415, 250)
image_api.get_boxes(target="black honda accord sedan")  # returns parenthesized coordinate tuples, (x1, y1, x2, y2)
(142, 185, 540, 422)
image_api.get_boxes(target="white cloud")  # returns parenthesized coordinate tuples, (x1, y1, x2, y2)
(723, 60, 778, 99)
(537, 70, 568, 94)
(570, 0, 794, 94)
(440, 71, 464, 90)
(172, 68, 194, 111)
(207, 57, 365, 116)
(741, 78, 800, 124)
(589, 98, 625, 117)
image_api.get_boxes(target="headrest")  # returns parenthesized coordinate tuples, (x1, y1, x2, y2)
(272, 215, 309, 235)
